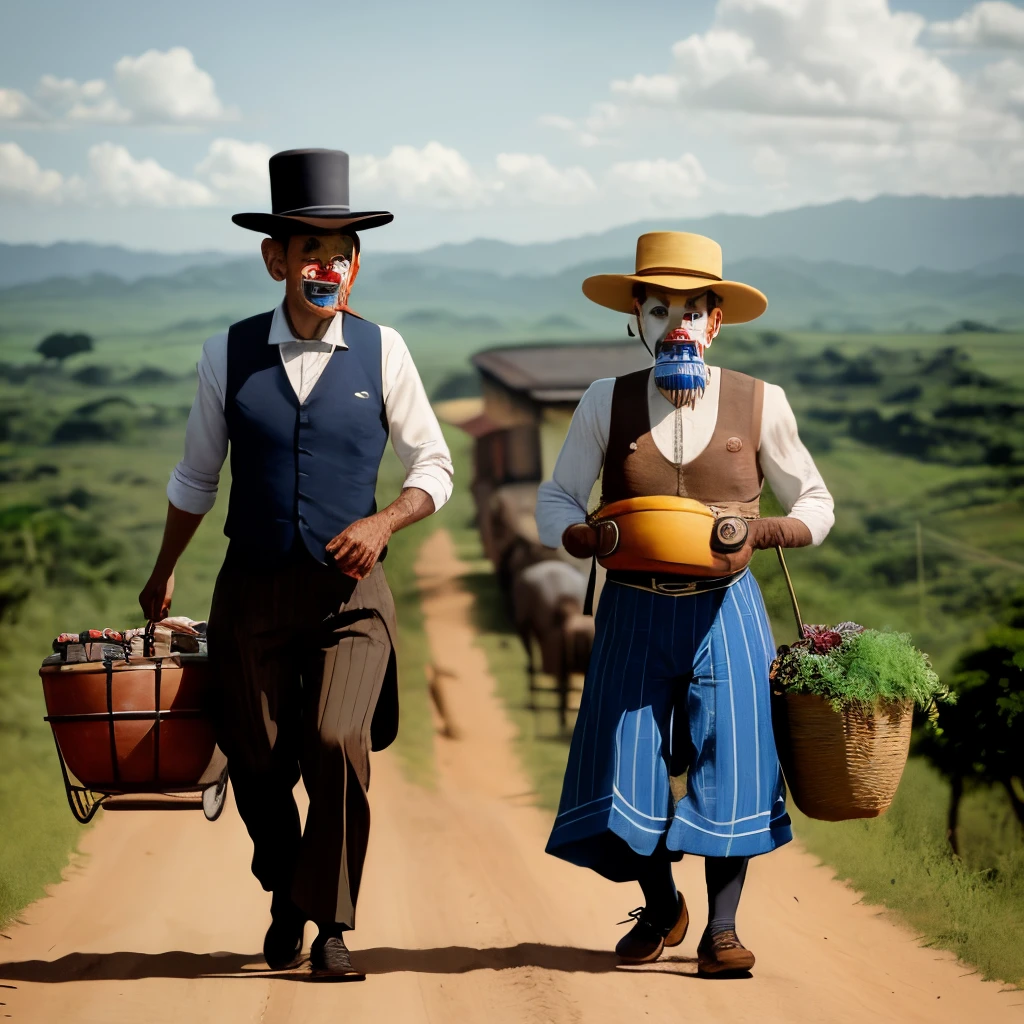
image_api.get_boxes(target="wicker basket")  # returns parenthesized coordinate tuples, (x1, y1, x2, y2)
(771, 690, 914, 821)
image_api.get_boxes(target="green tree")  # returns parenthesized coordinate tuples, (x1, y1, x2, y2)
(921, 591, 1024, 854)
(36, 332, 94, 364)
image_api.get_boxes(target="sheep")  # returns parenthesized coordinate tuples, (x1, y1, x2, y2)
(511, 559, 595, 730)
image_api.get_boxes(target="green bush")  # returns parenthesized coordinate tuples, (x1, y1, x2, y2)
(772, 624, 949, 711)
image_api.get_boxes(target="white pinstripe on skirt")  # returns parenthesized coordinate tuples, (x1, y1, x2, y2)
(545, 569, 791, 880)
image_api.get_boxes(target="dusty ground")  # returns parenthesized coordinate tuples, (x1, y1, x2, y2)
(1, 529, 1021, 1023)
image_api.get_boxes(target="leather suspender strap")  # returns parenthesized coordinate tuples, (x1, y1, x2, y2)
(584, 555, 597, 617)
(601, 369, 651, 506)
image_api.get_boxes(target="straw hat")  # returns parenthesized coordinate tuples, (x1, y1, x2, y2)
(582, 231, 767, 324)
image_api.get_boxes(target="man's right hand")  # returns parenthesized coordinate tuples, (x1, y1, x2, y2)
(562, 522, 617, 559)
(139, 571, 175, 621)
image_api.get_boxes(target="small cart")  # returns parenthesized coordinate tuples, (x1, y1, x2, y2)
(40, 653, 228, 824)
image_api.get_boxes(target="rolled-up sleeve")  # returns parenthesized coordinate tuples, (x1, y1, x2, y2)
(759, 383, 835, 545)
(536, 379, 614, 548)
(167, 333, 229, 515)
(380, 326, 453, 512)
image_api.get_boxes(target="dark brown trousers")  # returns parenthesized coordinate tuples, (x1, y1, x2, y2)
(208, 546, 397, 928)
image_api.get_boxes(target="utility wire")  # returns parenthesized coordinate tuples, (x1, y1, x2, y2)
(920, 527, 1024, 574)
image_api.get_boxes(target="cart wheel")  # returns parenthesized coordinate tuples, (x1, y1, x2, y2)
(202, 767, 229, 822)
(69, 787, 105, 824)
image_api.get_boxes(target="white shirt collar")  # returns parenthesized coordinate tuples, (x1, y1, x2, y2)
(268, 302, 348, 349)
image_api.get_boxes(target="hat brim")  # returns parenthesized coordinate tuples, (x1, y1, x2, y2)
(582, 273, 767, 324)
(232, 211, 394, 234)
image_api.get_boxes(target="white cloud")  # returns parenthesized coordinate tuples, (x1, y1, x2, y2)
(0, 139, 270, 208)
(548, 0, 1024, 204)
(612, 1, 965, 122)
(352, 142, 494, 209)
(34, 74, 129, 122)
(751, 144, 788, 180)
(0, 135, 714, 220)
(352, 143, 628, 209)
(0, 47, 231, 126)
(114, 47, 232, 124)
(930, 1, 1024, 49)
(86, 143, 215, 206)
(195, 138, 271, 198)
(540, 103, 620, 147)
(538, 112, 600, 147)
(0, 88, 38, 121)
(495, 153, 598, 204)
(0, 142, 65, 200)
(608, 154, 707, 202)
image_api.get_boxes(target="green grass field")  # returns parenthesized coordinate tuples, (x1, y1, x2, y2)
(1, 296, 1022, 985)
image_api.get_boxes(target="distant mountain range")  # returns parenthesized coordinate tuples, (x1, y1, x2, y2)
(2, 195, 1024, 291)
(0, 241, 234, 289)
(3, 248, 1022, 334)
(390, 195, 1024, 278)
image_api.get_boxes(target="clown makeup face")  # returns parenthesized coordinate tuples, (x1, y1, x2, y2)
(638, 290, 723, 409)
(262, 231, 360, 324)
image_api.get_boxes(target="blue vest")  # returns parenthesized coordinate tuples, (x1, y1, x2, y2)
(223, 310, 389, 563)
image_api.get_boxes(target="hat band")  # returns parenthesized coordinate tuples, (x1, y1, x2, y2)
(635, 267, 722, 281)
(277, 204, 353, 215)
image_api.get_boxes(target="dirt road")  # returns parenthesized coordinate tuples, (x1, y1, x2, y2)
(1, 529, 1021, 1023)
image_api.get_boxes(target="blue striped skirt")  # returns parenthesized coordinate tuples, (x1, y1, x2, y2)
(546, 570, 791, 879)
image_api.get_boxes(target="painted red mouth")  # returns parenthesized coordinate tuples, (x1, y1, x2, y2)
(665, 328, 696, 343)
(302, 266, 342, 284)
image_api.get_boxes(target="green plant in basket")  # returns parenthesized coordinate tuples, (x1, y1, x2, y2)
(769, 623, 953, 822)
(770, 623, 952, 715)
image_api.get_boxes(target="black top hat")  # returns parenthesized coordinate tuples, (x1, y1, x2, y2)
(232, 148, 393, 235)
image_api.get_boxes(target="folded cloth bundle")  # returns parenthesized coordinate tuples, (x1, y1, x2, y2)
(51, 617, 208, 663)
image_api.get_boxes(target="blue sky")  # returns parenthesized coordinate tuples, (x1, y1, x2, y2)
(1, 0, 1022, 252)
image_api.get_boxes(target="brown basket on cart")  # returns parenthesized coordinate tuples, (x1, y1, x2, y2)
(769, 550, 913, 821)
(40, 651, 227, 824)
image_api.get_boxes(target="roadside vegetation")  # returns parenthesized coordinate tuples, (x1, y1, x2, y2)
(1, 294, 1022, 987)
(0, 336, 441, 925)
(434, 338, 1024, 986)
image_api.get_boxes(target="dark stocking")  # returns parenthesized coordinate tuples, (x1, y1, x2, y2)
(636, 852, 679, 927)
(704, 855, 748, 935)
(315, 920, 350, 940)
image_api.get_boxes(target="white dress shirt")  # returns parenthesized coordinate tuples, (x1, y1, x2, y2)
(536, 366, 834, 547)
(168, 304, 454, 515)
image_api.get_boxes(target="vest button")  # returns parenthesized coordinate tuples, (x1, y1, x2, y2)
(726, 436, 743, 452)
(299, 412, 310, 426)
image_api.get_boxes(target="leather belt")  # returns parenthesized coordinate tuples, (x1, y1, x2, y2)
(607, 568, 747, 597)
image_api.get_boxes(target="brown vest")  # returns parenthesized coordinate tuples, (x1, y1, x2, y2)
(601, 367, 764, 517)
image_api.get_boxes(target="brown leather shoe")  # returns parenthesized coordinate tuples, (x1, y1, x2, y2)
(309, 934, 365, 981)
(615, 892, 686, 964)
(696, 929, 756, 976)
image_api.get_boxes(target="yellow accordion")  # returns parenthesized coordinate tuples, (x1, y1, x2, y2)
(591, 496, 751, 577)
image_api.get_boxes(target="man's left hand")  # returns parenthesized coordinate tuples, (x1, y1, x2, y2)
(327, 514, 392, 579)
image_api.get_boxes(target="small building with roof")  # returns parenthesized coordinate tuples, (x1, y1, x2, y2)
(438, 340, 650, 567)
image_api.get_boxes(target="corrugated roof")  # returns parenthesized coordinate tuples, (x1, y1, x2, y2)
(471, 342, 652, 402)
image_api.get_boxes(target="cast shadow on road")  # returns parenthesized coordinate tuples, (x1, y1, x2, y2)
(0, 945, 738, 982)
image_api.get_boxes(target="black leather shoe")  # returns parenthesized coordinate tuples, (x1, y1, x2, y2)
(263, 897, 305, 971)
(310, 933, 365, 980)
(615, 906, 672, 963)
